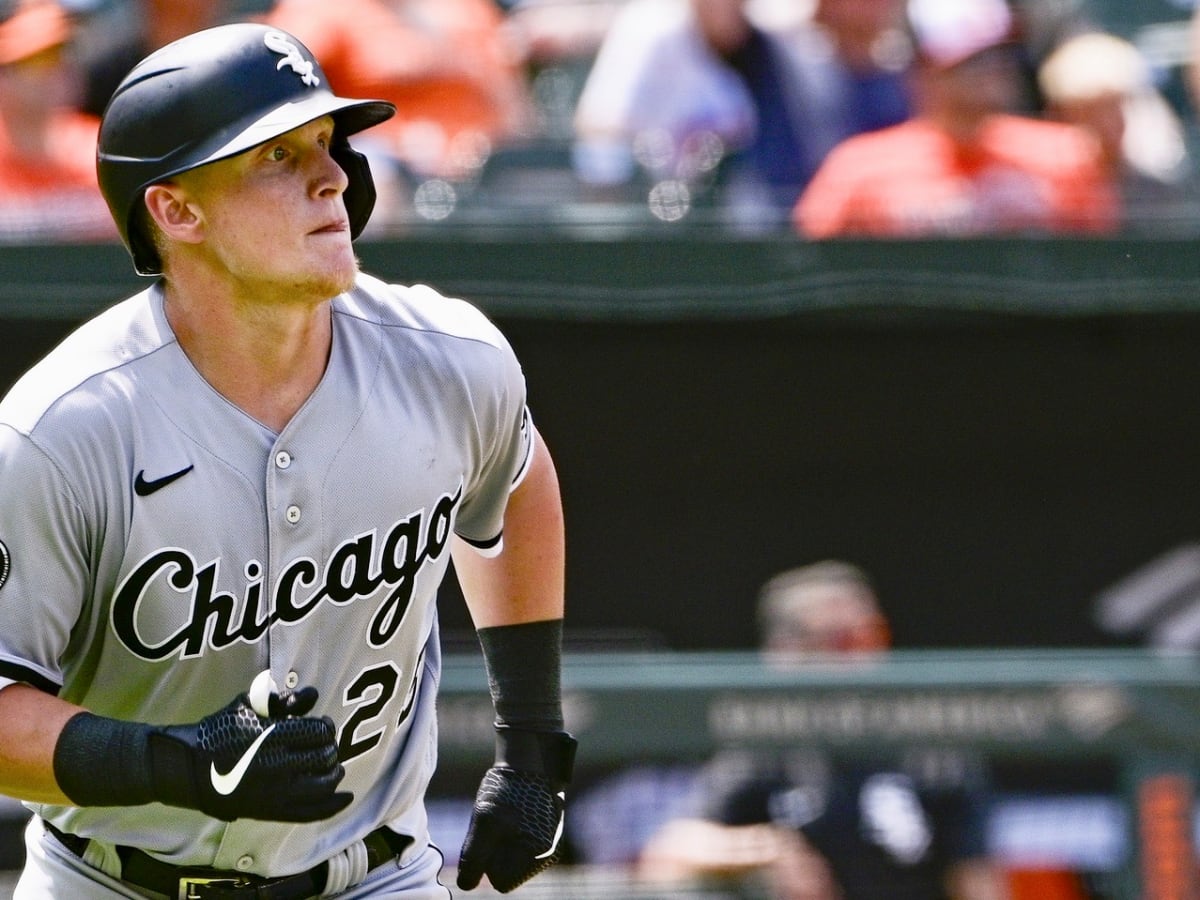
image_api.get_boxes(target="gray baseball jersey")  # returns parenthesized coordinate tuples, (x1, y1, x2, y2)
(0, 271, 532, 876)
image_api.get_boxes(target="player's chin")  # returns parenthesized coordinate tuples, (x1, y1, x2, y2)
(306, 246, 360, 297)
(331, 255, 361, 296)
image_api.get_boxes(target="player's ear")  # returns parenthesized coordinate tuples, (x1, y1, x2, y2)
(143, 182, 205, 245)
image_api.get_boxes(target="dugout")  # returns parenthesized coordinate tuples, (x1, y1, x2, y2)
(430, 647, 1200, 900)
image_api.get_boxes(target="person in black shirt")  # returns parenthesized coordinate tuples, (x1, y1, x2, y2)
(638, 561, 1006, 900)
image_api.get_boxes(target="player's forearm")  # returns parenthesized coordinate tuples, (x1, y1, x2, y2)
(454, 430, 567, 733)
(453, 428, 565, 628)
(0, 683, 80, 805)
(1, 678, 351, 822)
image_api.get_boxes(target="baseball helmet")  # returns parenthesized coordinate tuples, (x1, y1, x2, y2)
(97, 23, 396, 275)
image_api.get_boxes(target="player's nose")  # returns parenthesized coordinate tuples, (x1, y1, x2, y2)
(312, 146, 349, 199)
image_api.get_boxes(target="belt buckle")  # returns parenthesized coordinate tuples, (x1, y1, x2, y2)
(177, 874, 254, 899)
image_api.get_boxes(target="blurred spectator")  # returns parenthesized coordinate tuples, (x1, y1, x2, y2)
(502, 0, 624, 70)
(1006, 0, 1099, 113)
(571, 0, 913, 230)
(262, 0, 536, 184)
(1039, 31, 1200, 234)
(795, 0, 1117, 238)
(753, 560, 891, 664)
(500, 0, 626, 141)
(635, 560, 1011, 900)
(0, 0, 113, 241)
(73, 0, 235, 118)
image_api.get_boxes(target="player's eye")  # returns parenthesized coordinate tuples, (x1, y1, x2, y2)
(267, 145, 288, 162)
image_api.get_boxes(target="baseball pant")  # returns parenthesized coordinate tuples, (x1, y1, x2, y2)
(16, 816, 453, 899)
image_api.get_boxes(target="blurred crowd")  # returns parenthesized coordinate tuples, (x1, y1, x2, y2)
(2, 0, 1200, 241)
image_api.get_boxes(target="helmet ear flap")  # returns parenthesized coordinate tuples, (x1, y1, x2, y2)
(332, 137, 377, 240)
(128, 197, 164, 277)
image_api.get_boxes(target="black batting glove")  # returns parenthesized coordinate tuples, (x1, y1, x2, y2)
(55, 685, 353, 823)
(148, 685, 352, 822)
(457, 726, 577, 893)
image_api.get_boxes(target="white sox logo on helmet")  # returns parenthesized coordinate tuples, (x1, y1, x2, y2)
(264, 31, 319, 87)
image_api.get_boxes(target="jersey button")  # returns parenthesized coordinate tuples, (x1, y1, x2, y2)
(235, 856, 254, 871)
(275, 451, 292, 470)
(285, 671, 300, 689)
(285, 505, 302, 524)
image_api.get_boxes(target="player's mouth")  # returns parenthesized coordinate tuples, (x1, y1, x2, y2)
(310, 219, 349, 235)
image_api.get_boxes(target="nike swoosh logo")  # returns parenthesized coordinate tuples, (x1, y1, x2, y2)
(210, 723, 276, 796)
(534, 794, 566, 860)
(134, 465, 194, 497)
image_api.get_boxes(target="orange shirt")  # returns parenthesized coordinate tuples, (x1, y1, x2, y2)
(795, 115, 1118, 238)
(0, 109, 113, 240)
(265, 0, 530, 178)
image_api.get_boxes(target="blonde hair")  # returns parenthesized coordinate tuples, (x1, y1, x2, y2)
(1039, 31, 1187, 181)
(1039, 32, 1148, 103)
(758, 560, 878, 629)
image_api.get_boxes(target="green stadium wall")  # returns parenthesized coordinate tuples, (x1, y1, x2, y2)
(4, 235, 1200, 651)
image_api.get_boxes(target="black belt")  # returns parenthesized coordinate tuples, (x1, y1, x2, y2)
(44, 819, 412, 900)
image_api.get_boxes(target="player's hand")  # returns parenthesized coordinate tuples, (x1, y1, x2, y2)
(146, 682, 353, 822)
(457, 727, 577, 893)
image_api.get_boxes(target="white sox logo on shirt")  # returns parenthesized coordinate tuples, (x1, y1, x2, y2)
(111, 487, 460, 660)
(264, 31, 319, 87)
(0, 540, 9, 593)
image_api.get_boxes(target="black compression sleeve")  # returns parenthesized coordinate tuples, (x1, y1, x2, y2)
(52, 712, 156, 808)
(476, 619, 564, 731)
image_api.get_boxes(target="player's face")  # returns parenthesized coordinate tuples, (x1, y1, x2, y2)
(179, 116, 359, 302)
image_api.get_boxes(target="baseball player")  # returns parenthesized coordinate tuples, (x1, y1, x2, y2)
(0, 22, 574, 900)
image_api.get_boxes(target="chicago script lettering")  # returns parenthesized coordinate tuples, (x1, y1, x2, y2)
(111, 487, 462, 659)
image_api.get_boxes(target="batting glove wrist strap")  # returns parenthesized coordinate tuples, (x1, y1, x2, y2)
(493, 726, 576, 788)
(53, 712, 156, 808)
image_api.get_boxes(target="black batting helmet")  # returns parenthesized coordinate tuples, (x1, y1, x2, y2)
(97, 23, 396, 275)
